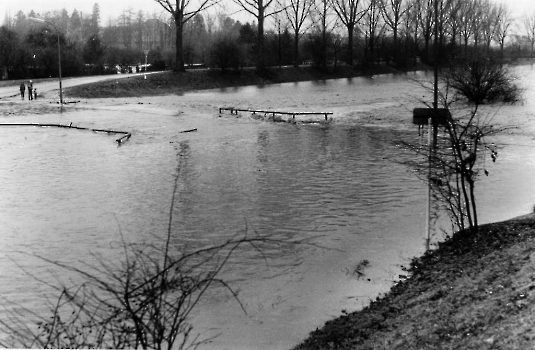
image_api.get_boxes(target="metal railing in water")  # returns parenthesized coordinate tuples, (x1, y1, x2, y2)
(219, 107, 333, 121)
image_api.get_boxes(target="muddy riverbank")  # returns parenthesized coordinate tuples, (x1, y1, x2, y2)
(294, 213, 535, 349)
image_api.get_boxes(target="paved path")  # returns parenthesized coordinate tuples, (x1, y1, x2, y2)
(0, 71, 166, 100)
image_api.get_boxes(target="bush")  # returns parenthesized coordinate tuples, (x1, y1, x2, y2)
(444, 58, 523, 104)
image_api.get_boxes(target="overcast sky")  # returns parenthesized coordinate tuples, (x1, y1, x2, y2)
(3, 0, 165, 22)
(2, 0, 534, 25)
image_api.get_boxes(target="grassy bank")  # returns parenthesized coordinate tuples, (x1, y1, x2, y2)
(294, 213, 535, 349)
(64, 65, 407, 99)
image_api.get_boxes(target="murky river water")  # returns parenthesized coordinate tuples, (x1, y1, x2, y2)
(1, 67, 535, 349)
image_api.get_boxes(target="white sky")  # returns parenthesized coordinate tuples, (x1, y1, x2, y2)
(1, 0, 251, 24)
(2, 0, 534, 25)
(3, 0, 169, 23)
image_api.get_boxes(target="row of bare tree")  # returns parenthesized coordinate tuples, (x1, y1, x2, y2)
(2, 0, 535, 76)
(152, 0, 535, 71)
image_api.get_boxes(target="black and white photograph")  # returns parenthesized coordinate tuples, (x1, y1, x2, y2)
(1, 0, 535, 349)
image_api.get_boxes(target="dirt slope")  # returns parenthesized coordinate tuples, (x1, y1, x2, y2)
(294, 214, 535, 349)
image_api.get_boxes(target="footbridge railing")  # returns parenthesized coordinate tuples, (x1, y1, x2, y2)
(219, 107, 333, 121)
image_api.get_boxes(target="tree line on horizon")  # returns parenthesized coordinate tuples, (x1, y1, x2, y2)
(1, 0, 535, 80)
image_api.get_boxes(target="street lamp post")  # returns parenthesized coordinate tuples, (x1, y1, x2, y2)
(144, 50, 149, 76)
(28, 17, 63, 110)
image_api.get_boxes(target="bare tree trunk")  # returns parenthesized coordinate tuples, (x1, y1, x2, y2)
(294, 28, 299, 68)
(347, 23, 354, 65)
(174, 12, 185, 71)
(257, 6, 266, 71)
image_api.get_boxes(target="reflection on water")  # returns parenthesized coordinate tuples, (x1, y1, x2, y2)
(0, 66, 534, 349)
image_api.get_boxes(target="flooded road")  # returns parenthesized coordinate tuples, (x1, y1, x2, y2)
(1, 67, 534, 349)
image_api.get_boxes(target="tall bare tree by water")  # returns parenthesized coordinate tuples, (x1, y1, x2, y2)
(281, 0, 314, 67)
(400, 0, 420, 63)
(362, 0, 385, 64)
(493, 3, 515, 60)
(309, 0, 338, 69)
(231, 0, 283, 71)
(417, 0, 435, 61)
(481, 0, 500, 54)
(330, 0, 367, 65)
(444, 0, 461, 48)
(458, 0, 476, 53)
(379, 0, 409, 64)
(523, 10, 535, 58)
(470, 0, 486, 49)
(154, 0, 221, 71)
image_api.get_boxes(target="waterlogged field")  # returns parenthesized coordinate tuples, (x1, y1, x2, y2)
(1, 66, 534, 349)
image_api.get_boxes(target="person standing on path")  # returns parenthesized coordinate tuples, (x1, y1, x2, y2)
(19, 82, 25, 99)
(27, 80, 33, 100)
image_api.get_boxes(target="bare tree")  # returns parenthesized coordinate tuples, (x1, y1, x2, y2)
(380, 0, 410, 63)
(445, 0, 462, 48)
(330, 0, 367, 65)
(523, 10, 535, 58)
(231, 0, 283, 71)
(272, 10, 290, 67)
(134, 10, 145, 51)
(362, 0, 385, 64)
(403, 59, 521, 234)
(470, 0, 486, 49)
(154, 0, 221, 71)
(458, 0, 475, 53)
(481, 0, 500, 54)
(494, 3, 515, 60)
(310, 0, 339, 69)
(435, 0, 455, 61)
(281, 0, 314, 67)
(417, 0, 435, 61)
(400, 0, 420, 64)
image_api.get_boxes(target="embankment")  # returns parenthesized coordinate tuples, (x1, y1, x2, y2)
(294, 213, 535, 349)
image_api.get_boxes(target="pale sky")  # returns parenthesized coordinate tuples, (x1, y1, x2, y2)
(2, 0, 166, 23)
(2, 0, 535, 25)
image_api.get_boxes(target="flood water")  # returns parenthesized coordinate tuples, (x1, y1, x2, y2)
(1, 66, 535, 349)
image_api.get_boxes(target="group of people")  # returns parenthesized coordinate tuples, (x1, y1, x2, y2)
(19, 81, 37, 100)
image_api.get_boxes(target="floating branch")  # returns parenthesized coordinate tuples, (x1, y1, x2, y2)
(179, 128, 197, 133)
(0, 123, 132, 145)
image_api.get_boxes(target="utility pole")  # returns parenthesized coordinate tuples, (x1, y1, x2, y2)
(432, 0, 439, 147)
(426, 0, 440, 251)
